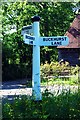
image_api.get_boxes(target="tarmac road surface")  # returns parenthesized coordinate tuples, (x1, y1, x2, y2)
(0, 79, 78, 103)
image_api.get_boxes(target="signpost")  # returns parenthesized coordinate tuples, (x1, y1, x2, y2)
(21, 16, 69, 101)
(21, 25, 33, 35)
(24, 34, 35, 45)
(38, 36, 69, 46)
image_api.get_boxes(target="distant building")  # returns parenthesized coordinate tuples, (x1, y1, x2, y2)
(57, 14, 80, 66)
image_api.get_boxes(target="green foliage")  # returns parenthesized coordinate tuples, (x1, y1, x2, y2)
(2, 2, 76, 80)
(2, 64, 32, 81)
(2, 90, 80, 120)
(40, 61, 79, 85)
(41, 61, 79, 78)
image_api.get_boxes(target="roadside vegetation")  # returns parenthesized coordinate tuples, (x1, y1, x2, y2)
(2, 89, 80, 120)
(41, 61, 79, 86)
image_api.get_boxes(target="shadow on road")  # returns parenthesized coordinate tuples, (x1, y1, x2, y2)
(2, 79, 29, 89)
(1, 79, 32, 104)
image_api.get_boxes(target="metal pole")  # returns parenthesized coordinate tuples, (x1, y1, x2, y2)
(31, 16, 42, 101)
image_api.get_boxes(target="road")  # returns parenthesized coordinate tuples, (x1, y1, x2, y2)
(0, 79, 78, 103)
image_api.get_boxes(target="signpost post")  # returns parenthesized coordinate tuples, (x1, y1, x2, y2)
(21, 16, 69, 101)
(31, 16, 42, 100)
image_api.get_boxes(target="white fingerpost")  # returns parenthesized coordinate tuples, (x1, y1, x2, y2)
(31, 16, 42, 101)
(21, 16, 69, 101)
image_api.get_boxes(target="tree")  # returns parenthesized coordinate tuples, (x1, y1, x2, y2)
(2, 2, 75, 80)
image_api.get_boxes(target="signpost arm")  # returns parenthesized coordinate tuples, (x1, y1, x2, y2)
(31, 16, 42, 101)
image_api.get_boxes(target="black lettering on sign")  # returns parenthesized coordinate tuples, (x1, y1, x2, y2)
(61, 37, 66, 41)
(61, 38, 64, 41)
(29, 41, 33, 44)
(51, 42, 54, 45)
(26, 35, 35, 40)
(64, 37, 66, 41)
(54, 38, 57, 41)
(43, 38, 53, 41)
(43, 37, 67, 42)
(51, 41, 62, 46)
(43, 38, 46, 41)
(57, 41, 62, 45)
(48, 38, 51, 41)
(58, 37, 61, 41)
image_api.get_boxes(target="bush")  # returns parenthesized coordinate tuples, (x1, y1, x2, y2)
(2, 90, 80, 120)
(2, 64, 32, 81)
(40, 61, 79, 80)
